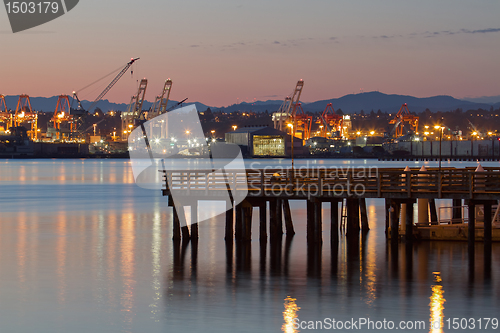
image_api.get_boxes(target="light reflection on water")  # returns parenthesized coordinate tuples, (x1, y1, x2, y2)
(282, 296, 300, 333)
(0, 159, 498, 332)
(429, 272, 445, 333)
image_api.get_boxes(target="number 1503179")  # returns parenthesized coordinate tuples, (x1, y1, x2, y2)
(5, 2, 60, 14)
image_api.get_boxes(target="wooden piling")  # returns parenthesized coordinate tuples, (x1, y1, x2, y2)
(429, 199, 438, 225)
(390, 200, 399, 242)
(468, 200, 475, 257)
(484, 201, 493, 278)
(314, 200, 323, 243)
(235, 202, 243, 241)
(306, 199, 314, 243)
(259, 201, 267, 240)
(174, 205, 190, 240)
(282, 199, 295, 236)
(168, 195, 181, 240)
(269, 198, 279, 239)
(452, 199, 462, 224)
(331, 200, 339, 245)
(359, 198, 370, 232)
(346, 198, 360, 237)
(191, 203, 199, 240)
(385, 199, 391, 238)
(242, 204, 253, 241)
(484, 202, 492, 249)
(405, 201, 414, 242)
(225, 200, 234, 241)
(276, 199, 283, 236)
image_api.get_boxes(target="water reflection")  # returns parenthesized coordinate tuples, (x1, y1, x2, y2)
(429, 272, 445, 333)
(282, 296, 300, 333)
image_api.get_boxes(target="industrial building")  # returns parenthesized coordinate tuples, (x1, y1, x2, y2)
(225, 126, 305, 157)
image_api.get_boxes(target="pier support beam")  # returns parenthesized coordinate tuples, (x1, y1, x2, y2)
(242, 202, 253, 241)
(191, 203, 198, 240)
(276, 199, 283, 236)
(314, 200, 323, 244)
(484, 201, 493, 275)
(452, 199, 462, 224)
(259, 201, 267, 241)
(346, 198, 360, 237)
(429, 199, 438, 225)
(306, 199, 314, 243)
(417, 198, 429, 226)
(467, 200, 475, 255)
(390, 200, 399, 242)
(331, 200, 340, 245)
(405, 200, 415, 242)
(283, 199, 295, 236)
(359, 198, 370, 232)
(385, 199, 391, 238)
(235, 202, 243, 241)
(269, 198, 279, 239)
(225, 200, 234, 241)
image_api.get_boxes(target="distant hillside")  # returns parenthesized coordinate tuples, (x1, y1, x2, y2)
(305, 92, 492, 113)
(2, 91, 497, 114)
(2, 95, 210, 113)
(462, 95, 500, 105)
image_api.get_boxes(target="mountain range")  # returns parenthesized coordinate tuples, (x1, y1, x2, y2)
(2, 92, 499, 114)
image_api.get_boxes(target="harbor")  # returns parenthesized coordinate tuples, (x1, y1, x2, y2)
(0, 158, 499, 332)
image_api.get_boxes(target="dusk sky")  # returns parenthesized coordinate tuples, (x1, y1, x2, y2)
(1, 0, 499, 107)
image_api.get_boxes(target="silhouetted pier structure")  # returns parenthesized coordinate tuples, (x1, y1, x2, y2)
(162, 167, 500, 258)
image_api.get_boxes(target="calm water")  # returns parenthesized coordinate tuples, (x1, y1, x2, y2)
(0, 159, 499, 333)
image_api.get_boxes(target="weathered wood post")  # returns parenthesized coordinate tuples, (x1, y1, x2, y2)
(282, 199, 295, 235)
(331, 200, 340, 245)
(269, 198, 279, 239)
(405, 200, 415, 242)
(452, 199, 462, 224)
(235, 202, 243, 241)
(359, 198, 370, 232)
(306, 199, 314, 243)
(242, 202, 253, 241)
(169, 195, 181, 240)
(429, 199, 438, 225)
(484, 201, 493, 278)
(314, 200, 323, 243)
(417, 166, 429, 225)
(259, 201, 267, 240)
(225, 200, 234, 241)
(390, 200, 399, 242)
(385, 199, 391, 238)
(276, 199, 283, 236)
(191, 202, 199, 240)
(346, 198, 360, 237)
(468, 199, 476, 254)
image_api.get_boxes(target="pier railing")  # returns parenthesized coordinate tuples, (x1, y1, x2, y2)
(162, 167, 500, 200)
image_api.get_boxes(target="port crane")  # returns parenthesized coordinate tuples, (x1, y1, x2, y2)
(273, 80, 304, 133)
(72, 57, 140, 114)
(293, 103, 312, 140)
(147, 79, 172, 120)
(13, 95, 38, 140)
(319, 103, 343, 138)
(388, 103, 419, 138)
(49, 95, 75, 141)
(0, 94, 12, 131)
(121, 78, 148, 139)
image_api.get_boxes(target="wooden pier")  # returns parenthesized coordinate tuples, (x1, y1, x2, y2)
(162, 166, 500, 256)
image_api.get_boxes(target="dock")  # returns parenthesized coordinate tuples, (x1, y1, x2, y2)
(161, 166, 500, 260)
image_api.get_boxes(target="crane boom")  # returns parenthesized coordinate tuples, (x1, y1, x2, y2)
(80, 57, 139, 113)
(148, 79, 172, 119)
(273, 80, 304, 132)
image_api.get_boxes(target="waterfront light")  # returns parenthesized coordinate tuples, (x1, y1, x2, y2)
(370, 131, 375, 135)
(232, 125, 237, 131)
